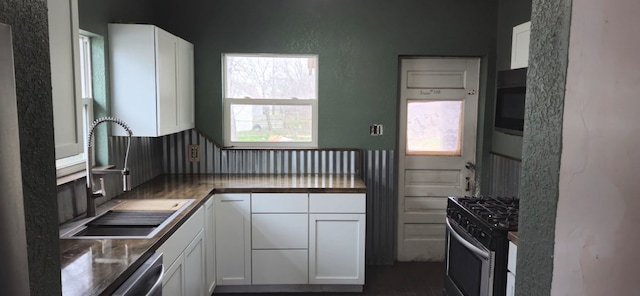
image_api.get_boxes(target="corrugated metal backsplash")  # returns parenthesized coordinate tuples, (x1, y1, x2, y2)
(162, 129, 361, 174)
(487, 153, 521, 197)
(57, 129, 397, 265)
(57, 136, 164, 224)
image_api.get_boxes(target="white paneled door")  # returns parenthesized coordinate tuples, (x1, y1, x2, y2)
(397, 57, 480, 261)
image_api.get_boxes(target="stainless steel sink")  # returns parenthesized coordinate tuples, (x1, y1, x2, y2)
(60, 199, 194, 239)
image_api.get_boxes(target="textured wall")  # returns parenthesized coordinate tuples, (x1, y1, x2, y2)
(0, 23, 30, 296)
(552, 1, 640, 295)
(151, 0, 498, 150)
(516, 0, 572, 295)
(0, 0, 62, 295)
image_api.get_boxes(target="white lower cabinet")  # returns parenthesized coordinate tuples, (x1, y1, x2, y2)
(214, 192, 366, 291)
(506, 241, 518, 296)
(163, 253, 184, 296)
(252, 249, 308, 285)
(184, 230, 205, 296)
(309, 213, 366, 285)
(506, 271, 515, 296)
(158, 206, 205, 296)
(215, 193, 251, 285)
(204, 198, 216, 294)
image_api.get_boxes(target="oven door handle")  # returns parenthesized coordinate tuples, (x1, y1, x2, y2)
(446, 218, 490, 260)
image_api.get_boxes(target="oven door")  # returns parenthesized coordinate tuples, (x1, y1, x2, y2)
(445, 218, 495, 296)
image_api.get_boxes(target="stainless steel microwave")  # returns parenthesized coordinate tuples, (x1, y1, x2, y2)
(495, 68, 527, 136)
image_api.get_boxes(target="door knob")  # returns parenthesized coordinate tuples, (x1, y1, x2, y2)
(465, 162, 476, 170)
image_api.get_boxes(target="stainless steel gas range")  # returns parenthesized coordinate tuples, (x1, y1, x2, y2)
(444, 196, 519, 296)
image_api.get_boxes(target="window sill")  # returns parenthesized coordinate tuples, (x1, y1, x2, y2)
(56, 165, 115, 187)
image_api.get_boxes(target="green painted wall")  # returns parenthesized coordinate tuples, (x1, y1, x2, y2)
(153, 0, 499, 150)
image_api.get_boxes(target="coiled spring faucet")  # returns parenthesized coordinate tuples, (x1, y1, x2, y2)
(85, 117, 133, 217)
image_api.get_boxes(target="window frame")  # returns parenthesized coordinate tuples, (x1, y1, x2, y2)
(55, 33, 94, 177)
(222, 53, 319, 149)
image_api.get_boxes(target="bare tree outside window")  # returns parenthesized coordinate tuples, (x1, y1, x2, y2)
(224, 54, 318, 147)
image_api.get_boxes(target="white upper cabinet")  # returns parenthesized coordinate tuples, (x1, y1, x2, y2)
(177, 39, 195, 131)
(108, 24, 194, 137)
(510, 21, 531, 69)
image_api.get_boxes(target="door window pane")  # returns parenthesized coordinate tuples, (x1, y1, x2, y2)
(406, 100, 462, 155)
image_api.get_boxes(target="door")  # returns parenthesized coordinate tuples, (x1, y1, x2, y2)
(397, 57, 480, 261)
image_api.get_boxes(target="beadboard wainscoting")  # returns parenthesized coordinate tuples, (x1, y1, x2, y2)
(487, 153, 521, 197)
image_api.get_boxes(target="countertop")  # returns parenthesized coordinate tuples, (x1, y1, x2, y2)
(508, 231, 518, 245)
(60, 173, 366, 296)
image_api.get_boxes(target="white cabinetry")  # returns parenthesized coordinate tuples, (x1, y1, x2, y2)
(511, 21, 531, 69)
(214, 192, 367, 291)
(204, 198, 216, 295)
(251, 193, 309, 285)
(157, 206, 205, 296)
(215, 193, 251, 285)
(506, 241, 517, 296)
(309, 193, 365, 285)
(108, 24, 194, 137)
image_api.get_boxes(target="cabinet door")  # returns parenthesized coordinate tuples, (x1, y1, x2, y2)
(205, 198, 216, 294)
(309, 214, 365, 285)
(177, 39, 195, 131)
(163, 253, 185, 296)
(185, 229, 205, 296)
(215, 194, 251, 285)
(510, 21, 531, 69)
(155, 27, 179, 136)
(506, 271, 516, 296)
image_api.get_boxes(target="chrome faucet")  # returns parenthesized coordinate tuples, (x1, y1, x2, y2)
(85, 117, 133, 217)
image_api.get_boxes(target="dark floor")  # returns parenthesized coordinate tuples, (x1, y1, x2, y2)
(219, 262, 445, 296)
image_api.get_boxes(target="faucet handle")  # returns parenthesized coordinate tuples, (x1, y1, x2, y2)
(92, 177, 106, 198)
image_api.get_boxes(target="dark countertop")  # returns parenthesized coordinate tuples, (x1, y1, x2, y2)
(60, 174, 366, 296)
(508, 231, 518, 245)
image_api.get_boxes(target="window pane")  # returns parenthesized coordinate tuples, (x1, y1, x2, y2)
(230, 104, 312, 142)
(406, 100, 462, 155)
(225, 55, 317, 99)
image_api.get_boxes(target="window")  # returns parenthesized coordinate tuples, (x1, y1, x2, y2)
(223, 54, 318, 148)
(55, 33, 93, 176)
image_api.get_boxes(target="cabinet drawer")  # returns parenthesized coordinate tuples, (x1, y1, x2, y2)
(309, 193, 365, 213)
(157, 206, 204, 270)
(252, 250, 308, 285)
(508, 241, 517, 273)
(251, 193, 308, 213)
(252, 214, 308, 249)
